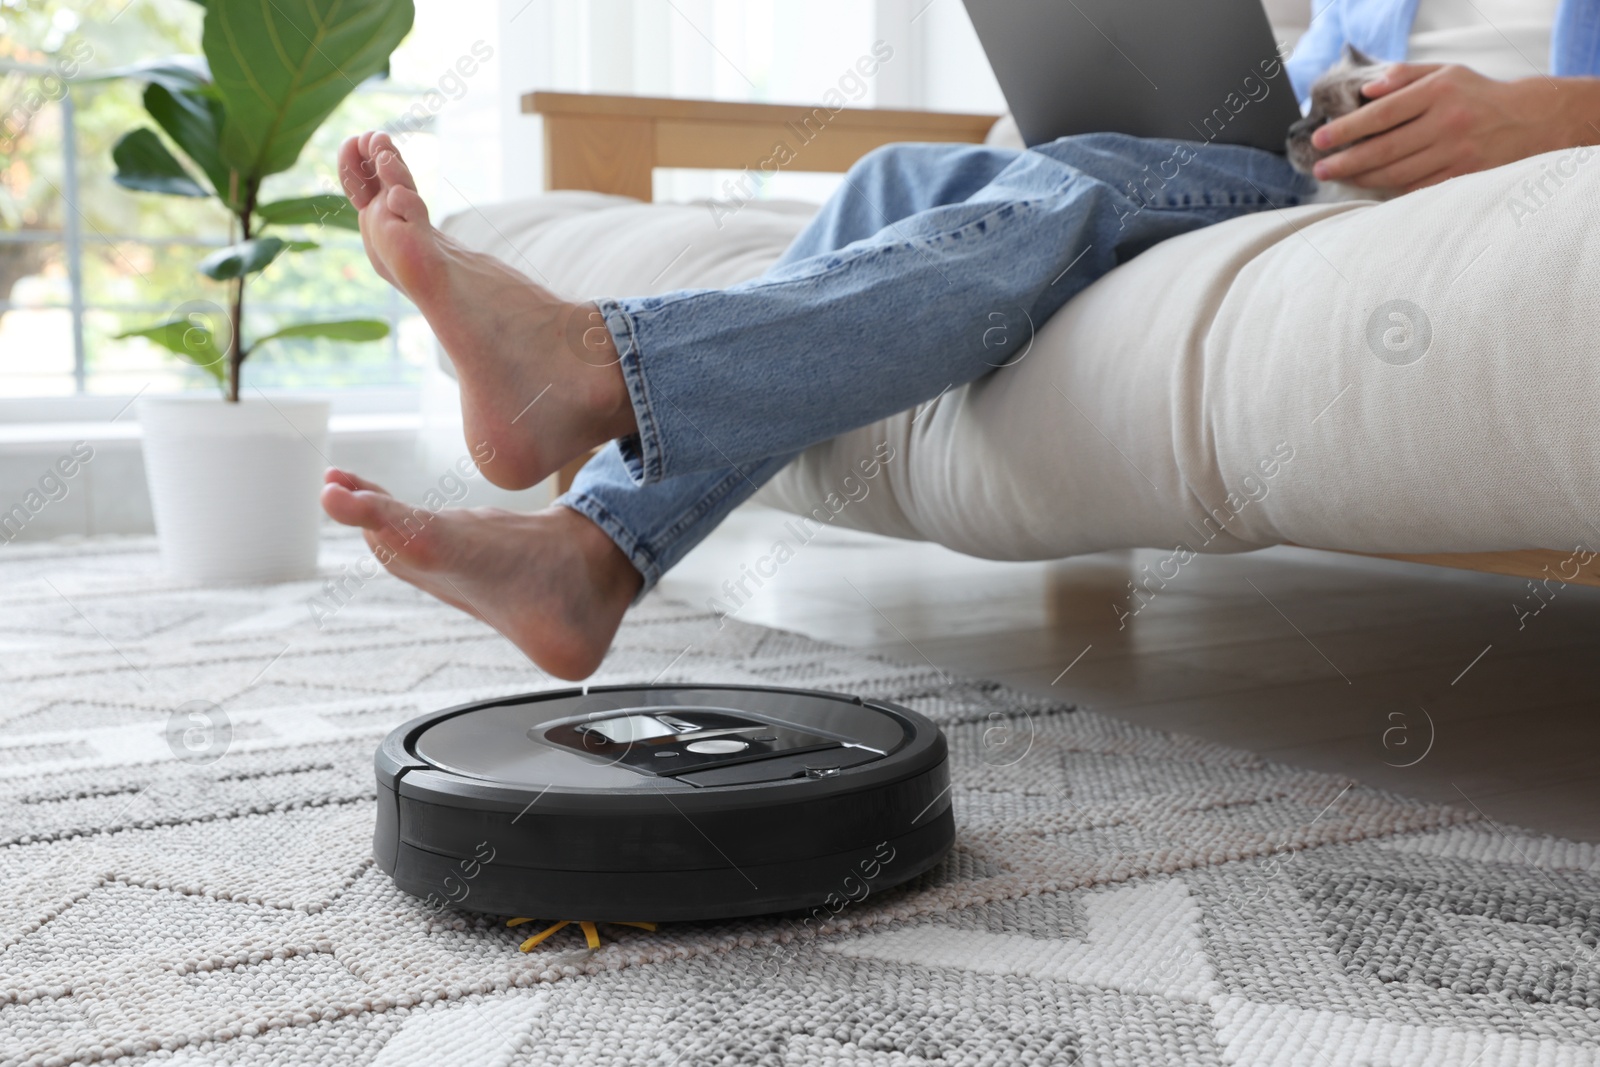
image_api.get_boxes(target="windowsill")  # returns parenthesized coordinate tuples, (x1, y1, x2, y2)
(0, 387, 424, 454)
(0, 386, 422, 427)
(0, 411, 423, 453)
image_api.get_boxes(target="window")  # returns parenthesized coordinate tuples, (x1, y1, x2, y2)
(2, 0, 1001, 403)
(0, 0, 499, 399)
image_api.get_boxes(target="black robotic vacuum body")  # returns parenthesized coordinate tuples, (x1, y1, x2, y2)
(374, 684, 954, 922)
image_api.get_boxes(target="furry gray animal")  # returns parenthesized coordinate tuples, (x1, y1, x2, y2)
(1286, 45, 1398, 201)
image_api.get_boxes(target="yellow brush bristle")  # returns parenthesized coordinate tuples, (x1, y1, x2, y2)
(507, 918, 659, 951)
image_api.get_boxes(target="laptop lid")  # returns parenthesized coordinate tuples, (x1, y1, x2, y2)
(961, 0, 1302, 153)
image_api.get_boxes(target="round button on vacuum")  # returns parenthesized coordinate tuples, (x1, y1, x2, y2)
(684, 738, 748, 754)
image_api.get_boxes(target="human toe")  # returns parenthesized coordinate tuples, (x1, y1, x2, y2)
(370, 132, 419, 192)
(320, 481, 406, 529)
(338, 136, 381, 208)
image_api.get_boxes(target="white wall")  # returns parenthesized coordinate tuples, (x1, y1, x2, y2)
(895, 0, 1005, 114)
(497, 0, 554, 202)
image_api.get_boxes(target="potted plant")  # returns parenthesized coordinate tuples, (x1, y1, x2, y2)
(110, 0, 414, 583)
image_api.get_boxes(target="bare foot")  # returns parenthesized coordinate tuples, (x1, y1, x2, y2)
(320, 468, 641, 680)
(337, 132, 636, 490)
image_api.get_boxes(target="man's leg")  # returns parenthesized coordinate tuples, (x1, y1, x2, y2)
(326, 131, 1313, 678)
(320, 135, 996, 679)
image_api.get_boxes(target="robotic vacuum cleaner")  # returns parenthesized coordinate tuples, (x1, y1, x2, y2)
(374, 684, 954, 922)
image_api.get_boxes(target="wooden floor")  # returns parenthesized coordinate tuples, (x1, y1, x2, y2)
(659, 505, 1600, 843)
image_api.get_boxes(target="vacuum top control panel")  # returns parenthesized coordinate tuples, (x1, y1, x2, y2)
(409, 685, 912, 790)
(540, 704, 887, 779)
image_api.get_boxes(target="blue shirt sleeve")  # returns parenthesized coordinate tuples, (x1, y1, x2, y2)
(1553, 0, 1600, 75)
(1285, 0, 1347, 107)
(1284, 0, 1596, 99)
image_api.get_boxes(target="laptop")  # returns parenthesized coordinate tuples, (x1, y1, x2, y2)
(961, 0, 1302, 153)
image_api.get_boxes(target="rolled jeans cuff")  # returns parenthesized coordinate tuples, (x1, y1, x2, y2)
(555, 491, 663, 602)
(558, 446, 797, 603)
(596, 297, 665, 486)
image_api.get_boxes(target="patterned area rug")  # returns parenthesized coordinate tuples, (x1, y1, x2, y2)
(3, 533, 1598, 1067)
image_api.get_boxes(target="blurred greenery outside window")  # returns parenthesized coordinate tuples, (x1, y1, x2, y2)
(1, 0, 481, 399)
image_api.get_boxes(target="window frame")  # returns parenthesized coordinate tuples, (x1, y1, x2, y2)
(0, 58, 428, 412)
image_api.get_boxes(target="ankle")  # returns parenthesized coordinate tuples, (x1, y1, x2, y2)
(553, 504, 643, 603)
(564, 302, 636, 439)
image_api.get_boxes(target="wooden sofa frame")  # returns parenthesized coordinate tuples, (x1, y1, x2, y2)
(525, 90, 1599, 590)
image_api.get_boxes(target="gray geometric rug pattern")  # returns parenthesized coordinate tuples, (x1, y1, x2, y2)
(3, 533, 1597, 1066)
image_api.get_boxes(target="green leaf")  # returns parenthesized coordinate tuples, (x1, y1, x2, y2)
(111, 128, 210, 198)
(202, 0, 415, 178)
(197, 237, 288, 280)
(93, 56, 213, 94)
(116, 320, 227, 383)
(256, 194, 360, 232)
(143, 83, 235, 205)
(253, 319, 390, 350)
(284, 239, 320, 252)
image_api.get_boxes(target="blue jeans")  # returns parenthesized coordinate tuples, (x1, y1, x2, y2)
(558, 133, 1314, 592)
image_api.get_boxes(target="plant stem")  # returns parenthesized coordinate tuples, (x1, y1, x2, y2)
(227, 276, 243, 402)
(226, 179, 259, 403)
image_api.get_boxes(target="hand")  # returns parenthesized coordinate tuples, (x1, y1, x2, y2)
(1311, 63, 1579, 195)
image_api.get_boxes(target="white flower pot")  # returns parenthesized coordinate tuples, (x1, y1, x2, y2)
(138, 395, 330, 584)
